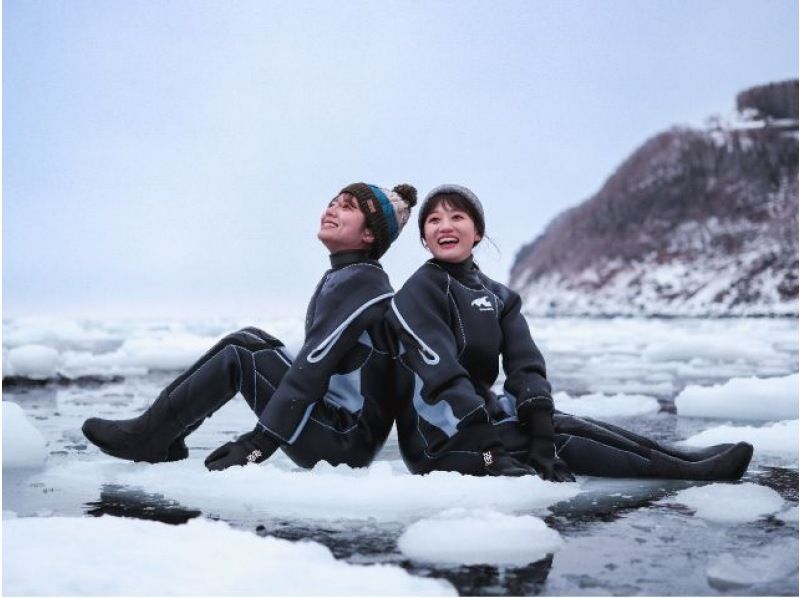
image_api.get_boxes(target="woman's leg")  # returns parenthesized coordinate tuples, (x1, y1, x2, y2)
(82, 327, 290, 463)
(552, 413, 753, 480)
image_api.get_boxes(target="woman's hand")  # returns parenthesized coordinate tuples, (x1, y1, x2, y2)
(528, 439, 575, 482)
(204, 429, 279, 471)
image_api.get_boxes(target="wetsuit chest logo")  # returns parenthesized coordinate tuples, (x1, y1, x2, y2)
(471, 296, 494, 312)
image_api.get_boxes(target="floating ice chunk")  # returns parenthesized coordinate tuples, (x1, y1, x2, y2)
(35, 459, 580, 522)
(642, 334, 775, 363)
(5, 344, 59, 379)
(554, 391, 660, 417)
(397, 508, 563, 566)
(777, 506, 798, 523)
(2, 402, 47, 469)
(3, 516, 454, 596)
(675, 374, 798, 420)
(706, 538, 799, 590)
(681, 420, 798, 455)
(670, 482, 785, 523)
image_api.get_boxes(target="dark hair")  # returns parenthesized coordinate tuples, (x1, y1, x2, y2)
(418, 192, 485, 247)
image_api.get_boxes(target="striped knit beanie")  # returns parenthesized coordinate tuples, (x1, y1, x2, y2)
(340, 183, 418, 258)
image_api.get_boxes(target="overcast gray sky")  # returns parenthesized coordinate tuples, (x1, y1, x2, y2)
(4, 0, 798, 319)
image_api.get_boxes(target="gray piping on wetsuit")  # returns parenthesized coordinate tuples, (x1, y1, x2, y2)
(307, 292, 394, 363)
(391, 299, 440, 365)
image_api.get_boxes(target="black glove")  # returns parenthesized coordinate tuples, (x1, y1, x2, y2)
(204, 429, 280, 471)
(482, 448, 537, 477)
(526, 397, 575, 483)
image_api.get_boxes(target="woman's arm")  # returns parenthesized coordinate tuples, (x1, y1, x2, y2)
(496, 285, 553, 418)
(257, 264, 393, 443)
(388, 266, 498, 447)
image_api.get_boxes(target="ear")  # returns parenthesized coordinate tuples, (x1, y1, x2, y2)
(474, 233, 482, 244)
(362, 228, 375, 245)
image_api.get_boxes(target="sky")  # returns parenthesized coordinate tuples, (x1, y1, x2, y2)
(4, 0, 798, 319)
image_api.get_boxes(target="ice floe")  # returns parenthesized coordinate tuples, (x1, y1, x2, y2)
(681, 420, 799, 455)
(3, 516, 455, 595)
(4, 344, 59, 379)
(2, 402, 47, 469)
(669, 482, 785, 523)
(397, 508, 563, 566)
(554, 391, 660, 417)
(675, 374, 798, 420)
(34, 459, 580, 522)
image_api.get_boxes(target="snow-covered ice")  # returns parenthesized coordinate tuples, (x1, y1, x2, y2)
(33, 459, 580, 522)
(3, 516, 455, 596)
(397, 508, 563, 566)
(5, 344, 59, 379)
(682, 419, 799, 456)
(3, 315, 797, 596)
(2, 402, 47, 469)
(553, 391, 659, 418)
(675, 374, 798, 420)
(669, 482, 786, 523)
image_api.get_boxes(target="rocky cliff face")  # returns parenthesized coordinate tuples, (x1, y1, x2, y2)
(510, 81, 799, 316)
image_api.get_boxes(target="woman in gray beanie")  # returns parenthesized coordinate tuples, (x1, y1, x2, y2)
(388, 184, 753, 481)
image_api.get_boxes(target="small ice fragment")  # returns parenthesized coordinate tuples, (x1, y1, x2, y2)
(681, 420, 798, 455)
(2, 402, 47, 469)
(670, 483, 784, 523)
(6, 344, 59, 379)
(675, 374, 798, 421)
(397, 508, 563, 566)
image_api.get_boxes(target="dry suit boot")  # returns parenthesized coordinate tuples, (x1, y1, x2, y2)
(647, 442, 753, 481)
(82, 392, 189, 463)
(82, 327, 285, 464)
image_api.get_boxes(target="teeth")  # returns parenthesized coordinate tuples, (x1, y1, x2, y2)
(438, 238, 458, 246)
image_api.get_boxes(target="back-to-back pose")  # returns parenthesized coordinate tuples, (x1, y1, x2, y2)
(83, 182, 417, 471)
(389, 184, 753, 480)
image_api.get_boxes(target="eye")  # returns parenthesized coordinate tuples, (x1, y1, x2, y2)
(426, 216, 440, 225)
(452, 213, 464, 220)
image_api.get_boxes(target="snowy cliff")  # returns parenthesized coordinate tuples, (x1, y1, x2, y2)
(510, 80, 799, 316)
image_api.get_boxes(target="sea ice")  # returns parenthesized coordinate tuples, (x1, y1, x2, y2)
(4, 344, 59, 379)
(681, 419, 799, 455)
(675, 374, 798, 420)
(397, 508, 563, 566)
(3, 516, 455, 596)
(706, 538, 799, 590)
(2, 402, 47, 469)
(669, 482, 785, 523)
(777, 506, 799, 523)
(553, 391, 660, 417)
(34, 459, 580, 522)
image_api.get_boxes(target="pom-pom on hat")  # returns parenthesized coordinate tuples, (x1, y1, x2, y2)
(340, 183, 418, 258)
(419, 184, 485, 238)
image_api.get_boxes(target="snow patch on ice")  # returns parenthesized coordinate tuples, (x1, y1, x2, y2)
(777, 506, 798, 523)
(554, 391, 660, 417)
(675, 374, 798, 421)
(3, 515, 454, 596)
(5, 344, 59, 379)
(681, 420, 799, 455)
(34, 459, 580, 522)
(706, 538, 799, 590)
(669, 482, 785, 523)
(397, 508, 563, 566)
(2, 402, 47, 469)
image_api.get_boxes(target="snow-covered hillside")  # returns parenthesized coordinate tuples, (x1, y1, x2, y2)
(510, 80, 798, 316)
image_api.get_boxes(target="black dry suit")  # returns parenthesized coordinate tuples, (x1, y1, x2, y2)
(388, 257, 753, 480)
(84, 250, 401, 469)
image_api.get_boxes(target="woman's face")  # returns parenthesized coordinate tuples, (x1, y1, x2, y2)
(317, 193, 374, 253)
(423, 202, 481, 263)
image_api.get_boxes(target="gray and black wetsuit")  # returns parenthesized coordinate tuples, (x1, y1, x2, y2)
(388, 257, 745, 478)
(165, 250, 400, 468)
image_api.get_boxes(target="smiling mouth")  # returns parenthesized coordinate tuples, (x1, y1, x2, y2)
(321, 221, 338, 229)
(437, 237, 458, 247)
